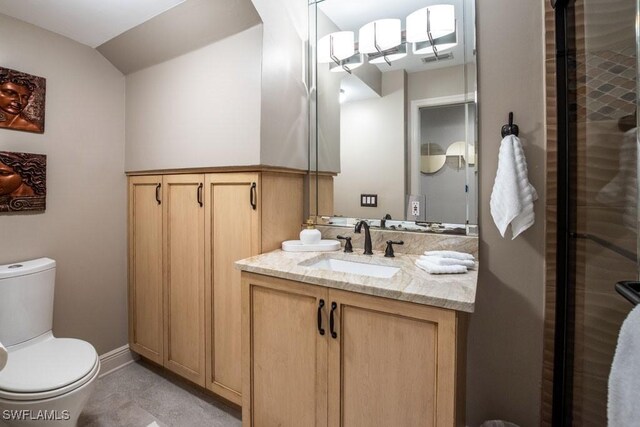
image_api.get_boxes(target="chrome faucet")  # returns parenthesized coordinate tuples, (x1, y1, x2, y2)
(354, 220, 373, 255)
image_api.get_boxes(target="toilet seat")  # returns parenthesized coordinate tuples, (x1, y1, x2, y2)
(0, 333, 99, 401)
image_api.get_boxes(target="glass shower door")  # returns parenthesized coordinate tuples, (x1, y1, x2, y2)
(558, 0, 638, 424)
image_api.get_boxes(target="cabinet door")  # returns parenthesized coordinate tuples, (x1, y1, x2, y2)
(242, 273, 328, 427)
(163, 174, 206, 386)
(205, 173, 261, 404)
(327, 289, 458, 427)
(128, 176, 163, 364)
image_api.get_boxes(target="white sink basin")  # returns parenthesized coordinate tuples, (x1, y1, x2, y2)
(306, 258, 400, 279)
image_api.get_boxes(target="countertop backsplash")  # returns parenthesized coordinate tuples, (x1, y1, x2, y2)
(317, 225, 479, 258)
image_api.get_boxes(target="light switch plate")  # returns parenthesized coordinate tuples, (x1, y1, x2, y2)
(360, 194, 377, 207)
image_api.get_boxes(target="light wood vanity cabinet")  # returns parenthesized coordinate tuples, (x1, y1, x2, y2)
(128, 170, 303, 404)
(128, 176, 164, 365)
(242, 272, 466, 427)
(162, 174, 206, 385)
(204, 172, 261, 403)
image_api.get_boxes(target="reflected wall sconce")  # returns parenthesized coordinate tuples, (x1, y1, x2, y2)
(329, 53, 364, 73)
(319, 4, 457, 71)
(406, 5, 456, 58)
(367, 44, 407, 65)
(413, 31, 457, 56)
(318, 31, 356, 73)
(358, 19, 403, 66)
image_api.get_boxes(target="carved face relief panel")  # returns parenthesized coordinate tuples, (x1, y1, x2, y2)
(0, 67, 46, 134)
(0, 151, 46, 212)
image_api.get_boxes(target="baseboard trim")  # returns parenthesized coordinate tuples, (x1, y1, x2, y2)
(99, 344, 139, 378)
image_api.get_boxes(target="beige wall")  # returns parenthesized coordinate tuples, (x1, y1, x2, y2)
(125, 25, 263, 172)
(0, 14, 127, 355)
(334, 71, 406, 220)
(467, 0, 546, 425)
(407, 64, 467, 102)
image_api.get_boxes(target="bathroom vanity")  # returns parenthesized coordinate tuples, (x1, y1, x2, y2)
(236, 249, 477, 426)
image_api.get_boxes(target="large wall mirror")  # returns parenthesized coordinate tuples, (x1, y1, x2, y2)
(309, 0, 477, 235)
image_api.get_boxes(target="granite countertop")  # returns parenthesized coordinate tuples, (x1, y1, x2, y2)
(235, 249, 478, 313)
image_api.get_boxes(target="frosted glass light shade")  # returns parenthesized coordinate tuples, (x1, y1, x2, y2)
(406, 5, 455, 42)
(358, 19, 402, 54)
(318, 31, 355, 64)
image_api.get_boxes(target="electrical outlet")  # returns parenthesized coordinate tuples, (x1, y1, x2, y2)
(411, 201, 420, 216)
(407, 194, 426, 221)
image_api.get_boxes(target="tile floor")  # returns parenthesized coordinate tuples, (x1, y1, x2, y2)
(78, 361, 241, 426)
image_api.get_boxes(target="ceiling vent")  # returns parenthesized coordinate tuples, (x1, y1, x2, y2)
(421, 53, 454, 64)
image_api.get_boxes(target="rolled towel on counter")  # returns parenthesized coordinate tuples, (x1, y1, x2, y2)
(0, 340, 7, 372)
(423, 250, 475, 261)
(420, 256, 476, 269)
(415, 259, 467, 275)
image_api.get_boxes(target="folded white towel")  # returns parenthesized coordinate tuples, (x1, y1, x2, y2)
(608, 304, 640, 425)
(0, 340, 7, 372)
(415, 259, 467, 275)
(420, 256, 476, 269)
(490, 134, 538, 239)
(423, 250, 475, 261)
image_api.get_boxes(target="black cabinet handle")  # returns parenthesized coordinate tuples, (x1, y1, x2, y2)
(330, 302, 337, 339)
(155, 183, 161, 205)
(197, 183, 203, 207)
(250, 182, 257, 210)
(317, 299, 325, 335)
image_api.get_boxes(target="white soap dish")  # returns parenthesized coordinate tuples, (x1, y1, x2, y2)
(282, 240, 341, 252)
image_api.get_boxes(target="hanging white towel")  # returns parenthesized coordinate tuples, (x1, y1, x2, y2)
(420, 256, 476, 269)
(423, 250, 475, 261)
(415, 259, 467, 275)
(490, 134, 538, 239)
(0, 340, 7, 372)
(608, 304, 640, 425)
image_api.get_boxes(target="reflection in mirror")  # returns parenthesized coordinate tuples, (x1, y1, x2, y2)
(310, 0, 477, 234)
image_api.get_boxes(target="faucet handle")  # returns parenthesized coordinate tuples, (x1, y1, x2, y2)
(337, 235, 353, 253)
(384, 240, 404, 258)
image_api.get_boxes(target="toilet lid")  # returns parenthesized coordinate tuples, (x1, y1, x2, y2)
(0, 336, 98, 394)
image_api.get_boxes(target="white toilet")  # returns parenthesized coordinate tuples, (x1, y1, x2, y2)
(0, 258, 100, 427)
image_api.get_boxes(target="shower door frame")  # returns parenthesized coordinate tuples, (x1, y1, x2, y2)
(550, 0, 640, 424)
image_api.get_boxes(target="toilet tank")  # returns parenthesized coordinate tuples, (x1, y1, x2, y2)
(0, 258, 56, 347)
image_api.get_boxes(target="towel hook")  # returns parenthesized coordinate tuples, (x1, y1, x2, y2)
(501, 112, 520, 138)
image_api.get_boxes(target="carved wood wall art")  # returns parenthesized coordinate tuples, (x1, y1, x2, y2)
(0, 151, 46, 212)
(0, 67, 46, 134)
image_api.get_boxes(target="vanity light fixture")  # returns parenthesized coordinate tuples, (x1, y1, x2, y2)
(413, 31, 457, 56)
(358, 19, 402, 66)
(329, 53, 364, 73)
(368, 44, 407, 65)
(406, 5, 456, 58)
(318, 31, 356, 73)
